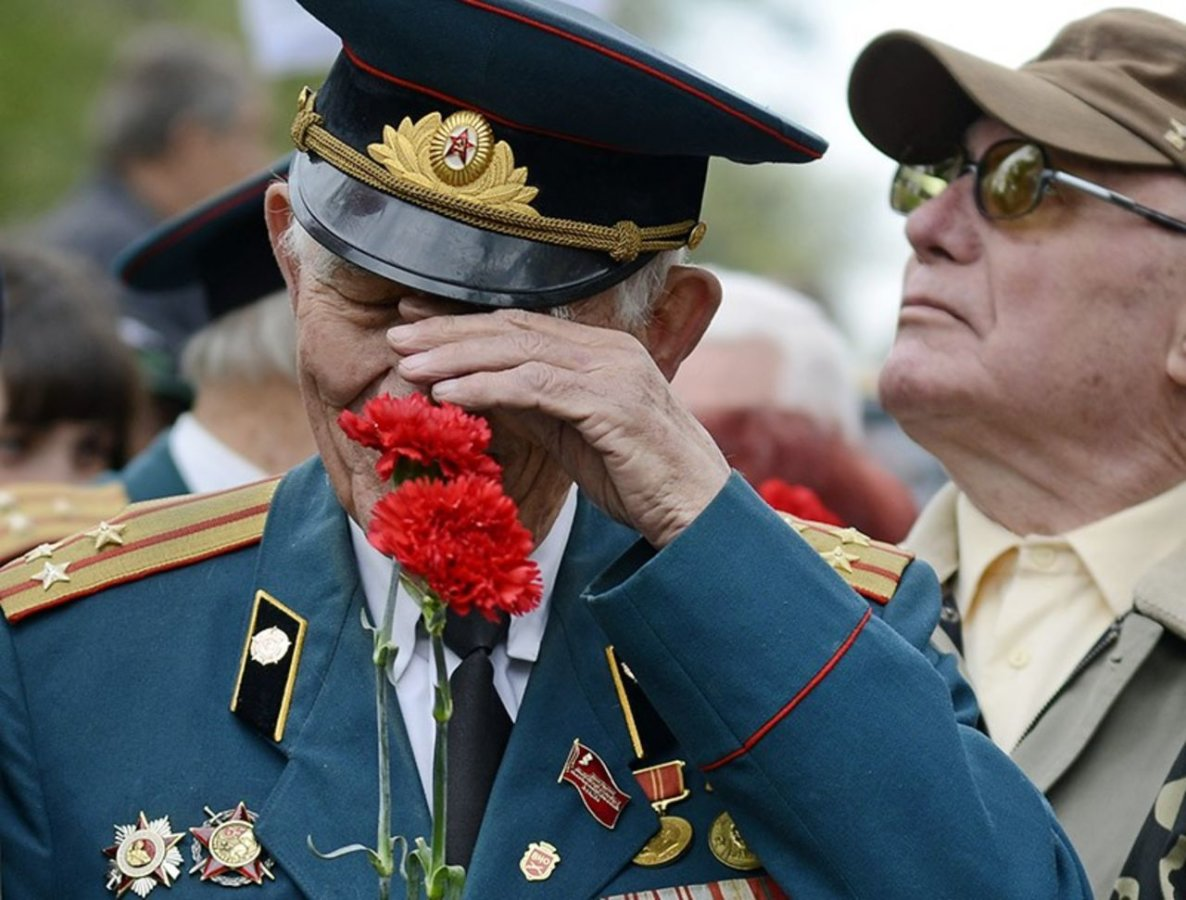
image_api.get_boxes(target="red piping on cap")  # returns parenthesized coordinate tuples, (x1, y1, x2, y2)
(460, 0, 821, 159)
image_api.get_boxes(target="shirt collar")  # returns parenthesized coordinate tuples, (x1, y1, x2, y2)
(349, 485, 579, 682)
(168, 413, 266, 493)
(1063, 479, 1186, 618)
(953, 492, 1020, 617)
(941, 479, 1186, 620)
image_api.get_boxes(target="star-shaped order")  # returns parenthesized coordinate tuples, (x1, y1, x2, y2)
(821, 546, 860, 575)
(103, 812, 184, 898)
(833, 527, 871, 548)
(30, 561, 70, 591)
(86, 521, 127, 551)
(189, 802, 273, 885)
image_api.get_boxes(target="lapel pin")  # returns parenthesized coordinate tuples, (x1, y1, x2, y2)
(519, 841, 561, 882)
(557, 738, 631, 829)
(103, 812, 184, 897)
(189, 802, 275, 886)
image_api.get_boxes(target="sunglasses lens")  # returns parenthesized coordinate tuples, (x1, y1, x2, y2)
(891, 164, 953, 214)
(978, 142, 1045, 219)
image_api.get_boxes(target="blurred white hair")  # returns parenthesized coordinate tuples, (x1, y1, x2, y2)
(181, 292, 297, 386)
(278, 218, 680, 330)
(696, 267, 862, 442)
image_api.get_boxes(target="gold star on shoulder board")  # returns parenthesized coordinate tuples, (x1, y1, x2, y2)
(31, 561, 70, 591)
(821, 546, 860, 574)
(833, 527, 871, 547)
(23, 543, 55, 563)
(86, 521, 127, 550)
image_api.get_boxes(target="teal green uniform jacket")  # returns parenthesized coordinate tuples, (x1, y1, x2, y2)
(115, 432, 189, 502)
(0, 459, 1090, 898)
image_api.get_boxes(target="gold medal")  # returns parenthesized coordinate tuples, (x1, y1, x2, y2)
(632, 814, 693, 867)
(708, 811, 761, 871)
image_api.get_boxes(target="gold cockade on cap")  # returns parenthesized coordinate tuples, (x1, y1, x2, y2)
(367, 110, 541, 215)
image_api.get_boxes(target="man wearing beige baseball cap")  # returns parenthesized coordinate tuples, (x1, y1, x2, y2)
(849, 8, 1186, 898)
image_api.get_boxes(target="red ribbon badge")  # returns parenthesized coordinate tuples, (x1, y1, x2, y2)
(558, 739, 631, 829)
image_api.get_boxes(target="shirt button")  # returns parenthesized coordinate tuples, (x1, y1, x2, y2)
(1031, 547, 1056, 569)
(1008, 648, 1032, 669)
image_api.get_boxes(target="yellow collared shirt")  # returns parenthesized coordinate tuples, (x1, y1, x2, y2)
(944, 480, 1186, 752)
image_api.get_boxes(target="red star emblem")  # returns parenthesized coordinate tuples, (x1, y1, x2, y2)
(188, 802, 274, 885)
(102, 811, 184, 897)
(446, 128, 476, 164)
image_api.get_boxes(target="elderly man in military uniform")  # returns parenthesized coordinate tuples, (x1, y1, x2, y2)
(0, 1, 1090, 898)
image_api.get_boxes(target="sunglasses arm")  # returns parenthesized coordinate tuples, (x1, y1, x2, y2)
(1051, 170, 1186, 234)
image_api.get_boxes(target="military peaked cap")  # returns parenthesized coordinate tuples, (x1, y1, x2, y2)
(114, 156, 292, 321)
(287, 0, 827, 308)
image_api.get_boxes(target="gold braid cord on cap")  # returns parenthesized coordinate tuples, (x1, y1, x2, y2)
(291, 88, 707, 262)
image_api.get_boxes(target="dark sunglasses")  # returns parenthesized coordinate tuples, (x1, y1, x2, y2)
(891, 138, 1186, 234)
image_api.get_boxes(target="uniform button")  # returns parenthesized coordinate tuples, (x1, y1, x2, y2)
(1030, 547, 1056, 569)
(1008, 648, 1031, 669)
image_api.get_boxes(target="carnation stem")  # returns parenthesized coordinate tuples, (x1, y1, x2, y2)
(429, 623, 450, 894)
(374, 568, 401, 900)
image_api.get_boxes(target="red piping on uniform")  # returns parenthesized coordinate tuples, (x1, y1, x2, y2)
(702, 608, 872, 772)
(458, 0, 821, 159)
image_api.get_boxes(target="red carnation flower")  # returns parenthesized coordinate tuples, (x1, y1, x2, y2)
(758, 478, 843, 526)
(339, 393, 502, 483)
(368, 474, 542, 621)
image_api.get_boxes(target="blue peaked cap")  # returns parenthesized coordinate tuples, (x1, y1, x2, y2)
(114, 156, 292, 321)
(288, 0, 828, 308)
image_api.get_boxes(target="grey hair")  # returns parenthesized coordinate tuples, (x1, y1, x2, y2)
(181, 292, 297, 386)
(278, 217, 682, 328)
(92, 26, 259, 170)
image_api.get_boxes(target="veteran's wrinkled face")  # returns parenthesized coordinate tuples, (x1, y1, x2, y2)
(879, 118, 1186, 456)
(265, 185, 631, 533)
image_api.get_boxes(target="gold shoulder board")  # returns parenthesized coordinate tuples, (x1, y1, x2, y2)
(0, 481, 129, 565)
(0, 477, 281, 624)
(777, 512, 913, 605)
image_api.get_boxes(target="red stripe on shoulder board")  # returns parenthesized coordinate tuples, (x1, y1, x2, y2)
(457, 0, 822, 159)
(702, 608, 872, 773)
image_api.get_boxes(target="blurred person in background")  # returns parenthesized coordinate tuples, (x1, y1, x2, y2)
(114, 157, 315, 500)
(37, 25, 275, 439)
(0, 242, 137, 562)
(0, 242, 140, 486)
(673, 267, 917, 541)
(850, 9, 1186, 896)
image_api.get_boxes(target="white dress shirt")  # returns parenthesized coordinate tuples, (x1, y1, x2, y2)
(168, 413, 266, 493)
(350, 486, 578, 802)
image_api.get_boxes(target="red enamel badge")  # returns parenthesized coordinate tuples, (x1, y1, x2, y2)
(557, 738, 631, 829)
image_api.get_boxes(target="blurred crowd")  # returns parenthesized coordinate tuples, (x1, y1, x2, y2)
(0, 17, 943, 532)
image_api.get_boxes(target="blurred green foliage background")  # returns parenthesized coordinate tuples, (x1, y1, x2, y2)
(0, 0, 859, 321)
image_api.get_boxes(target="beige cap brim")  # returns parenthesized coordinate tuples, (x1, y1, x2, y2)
(847, 30, 1168, 167)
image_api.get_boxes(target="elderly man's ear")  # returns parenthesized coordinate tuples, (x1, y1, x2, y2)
(646, 265, 722, 382)
(263, 182, 299, 296)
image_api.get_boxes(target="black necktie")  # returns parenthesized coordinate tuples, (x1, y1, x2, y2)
(443, 609, 512, 868)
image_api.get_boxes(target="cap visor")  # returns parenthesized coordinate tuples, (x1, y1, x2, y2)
(289, 153, 650, 309)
